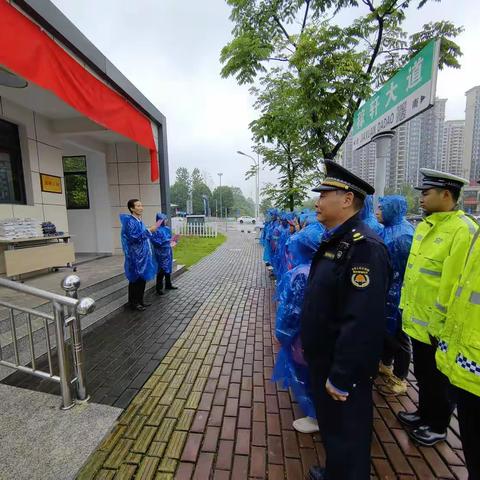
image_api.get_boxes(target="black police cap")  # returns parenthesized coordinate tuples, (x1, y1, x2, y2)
(312, 160, 375, 198)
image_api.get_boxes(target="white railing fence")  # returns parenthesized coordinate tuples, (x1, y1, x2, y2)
(172, 222, 218, 238)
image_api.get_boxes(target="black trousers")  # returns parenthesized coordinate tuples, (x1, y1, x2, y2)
(411, 338, 455, 433)
(456, 387, 480, 480)
(382, 326, 412, 379)
(309, 359, 373, 480)
(156, 270, 173, 292)
(128, 279, 146, 306)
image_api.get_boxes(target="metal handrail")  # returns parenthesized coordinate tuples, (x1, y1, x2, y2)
(0, 275, 95, 409)
(0, 278, 78, 307)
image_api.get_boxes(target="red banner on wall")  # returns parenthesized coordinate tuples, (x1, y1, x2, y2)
(0, 0, 159, 181)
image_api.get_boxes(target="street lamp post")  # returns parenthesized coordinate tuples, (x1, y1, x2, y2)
(237, 150, 260, 219)
(217, 173, 223, 219)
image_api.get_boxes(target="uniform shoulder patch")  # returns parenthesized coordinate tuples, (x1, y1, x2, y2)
(351, 265, 371, 289)
(352, 230, 365, 242)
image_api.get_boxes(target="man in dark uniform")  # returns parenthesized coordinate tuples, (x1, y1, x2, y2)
(301, 160, 391, 480)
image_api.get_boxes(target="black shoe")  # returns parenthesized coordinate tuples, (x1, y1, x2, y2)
(156, 290, 164, 295)
(165, 285, 178, 290)
(141, 302, 152, 307)
(133, 304, 146, 311)
(408, 425, 447, 446)
(308, 466, 326, 480)
(397, 411, 423, 428)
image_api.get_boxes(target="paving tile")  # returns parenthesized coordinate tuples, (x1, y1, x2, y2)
(70, 233, 467, 479)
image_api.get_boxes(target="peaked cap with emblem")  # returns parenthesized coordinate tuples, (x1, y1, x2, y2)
(313, 160, 375, 198)
(415, 168, 468, 191)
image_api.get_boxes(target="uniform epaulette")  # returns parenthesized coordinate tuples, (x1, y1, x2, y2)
(352, 229, 365, 242)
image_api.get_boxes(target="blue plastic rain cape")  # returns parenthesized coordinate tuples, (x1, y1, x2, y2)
(379, 196, 414, 335)
(272, 221, 324, 418)
(150, 213, 174, 274)
(360, 195, 384, 236)
(273, 212, 296, 281)
(120, 214, 156, 282)
(263, 209, 279, 264)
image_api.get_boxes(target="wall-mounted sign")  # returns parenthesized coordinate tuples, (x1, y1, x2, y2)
(40, 173, 62, 194)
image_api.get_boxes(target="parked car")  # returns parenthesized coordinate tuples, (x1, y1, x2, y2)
(238, 216, 256, 224)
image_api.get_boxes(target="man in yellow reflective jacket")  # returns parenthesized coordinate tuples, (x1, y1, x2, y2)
(436, 211, 480, 479)
(398, 169, 477, 447)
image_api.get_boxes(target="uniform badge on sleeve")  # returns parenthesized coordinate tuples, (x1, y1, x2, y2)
(351, 265, 370, 288)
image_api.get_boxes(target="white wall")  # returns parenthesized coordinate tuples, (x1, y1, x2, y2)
(107, 143, 162, 254)
(0, 97, 69, 233)
(65, 147, 113, 253)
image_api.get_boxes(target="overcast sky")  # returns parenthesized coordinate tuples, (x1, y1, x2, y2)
(51, 0, 479, 200)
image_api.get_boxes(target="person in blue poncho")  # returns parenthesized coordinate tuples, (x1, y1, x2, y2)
(120, 199, 158, 311)
(375, 195, 414, 396)
(360, 195, 384, 236)
(272, 220, 325, 434)
(150, 213, 178, 295)
(263, 209, 279, 267)
(274, 212, 296, 282)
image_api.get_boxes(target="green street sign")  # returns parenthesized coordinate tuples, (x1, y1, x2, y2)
(352, 39, 440, 150)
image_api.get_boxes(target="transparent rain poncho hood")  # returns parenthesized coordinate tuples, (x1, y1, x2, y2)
(120, 213, 156, 282)
(150, 212, 173, 274)
(360, 195, 384, 236)
(379, 195, 414, 334)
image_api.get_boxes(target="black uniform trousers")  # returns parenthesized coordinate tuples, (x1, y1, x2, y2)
(411, 338, 455, 433)
(456, 387, 480, 480)
(382, 326, 411, 379)
(156, 270, 173, 292)
(309, 358, 373, 480)
(128, 279, 146, 306)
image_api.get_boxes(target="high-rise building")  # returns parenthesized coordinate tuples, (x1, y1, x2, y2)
(341, 98, 450, 191)
(464, 86, 480, 181)
(441, 120, 465, 177)
(339, 134, 376, 187)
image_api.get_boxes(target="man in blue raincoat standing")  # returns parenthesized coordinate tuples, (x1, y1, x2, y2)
(375, 196, 414, 396)
(120, 199, 157, 311)
(150, 213, 178, 295)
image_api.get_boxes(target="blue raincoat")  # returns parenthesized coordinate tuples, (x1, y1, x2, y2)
(379, 196, 414, 334)
(120, 214, 156, 282)
(360, 195, 384, 236)
(263, 209, 278, 264)
(274, 212, 296, 281)
(150, 213, 174, 275)
(272, 221, 324, 418)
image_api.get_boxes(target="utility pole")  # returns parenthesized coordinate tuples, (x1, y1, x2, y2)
(217, 173, 223, 219)
(237, 150, 260, 219)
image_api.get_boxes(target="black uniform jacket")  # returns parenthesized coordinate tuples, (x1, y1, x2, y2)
(300, 212, 391, 392)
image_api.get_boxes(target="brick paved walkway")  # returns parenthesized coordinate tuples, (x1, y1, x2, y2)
(77, 231, 467, 480)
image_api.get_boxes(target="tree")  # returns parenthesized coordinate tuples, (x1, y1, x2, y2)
(247, 71, 321, 210)
(231, 187, 256, 216)
(212, 186, 235, 216)
(191, 168, 212, 215)
(170, 167, 191, 211)
(221, 0, 463, 161)
(260, 196, 274, 216)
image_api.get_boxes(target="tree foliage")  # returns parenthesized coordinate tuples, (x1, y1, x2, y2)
(221, 0, 463, 204)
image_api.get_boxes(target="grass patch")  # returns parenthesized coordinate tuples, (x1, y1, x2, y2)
(173, 233, 226, 268)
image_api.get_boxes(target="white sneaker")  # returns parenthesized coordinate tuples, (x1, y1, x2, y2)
(292, 416, 319, 433)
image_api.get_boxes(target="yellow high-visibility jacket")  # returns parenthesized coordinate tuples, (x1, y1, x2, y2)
(436, 228, 480, 396)
(400, 210, 478, 344)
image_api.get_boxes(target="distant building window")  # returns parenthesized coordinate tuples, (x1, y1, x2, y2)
(0, 118, 25, 204)
(63, 156, 90, 209)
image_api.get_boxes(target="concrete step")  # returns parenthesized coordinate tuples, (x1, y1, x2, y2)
(0, 264, 186, 381)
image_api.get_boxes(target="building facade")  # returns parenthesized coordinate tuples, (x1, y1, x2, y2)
(464, 86, 480, 182)
(441, 120, 465, 178)
(0, 0, 170, 260)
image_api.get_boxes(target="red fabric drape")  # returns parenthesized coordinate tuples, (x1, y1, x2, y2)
(0, 1, 159, 181)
